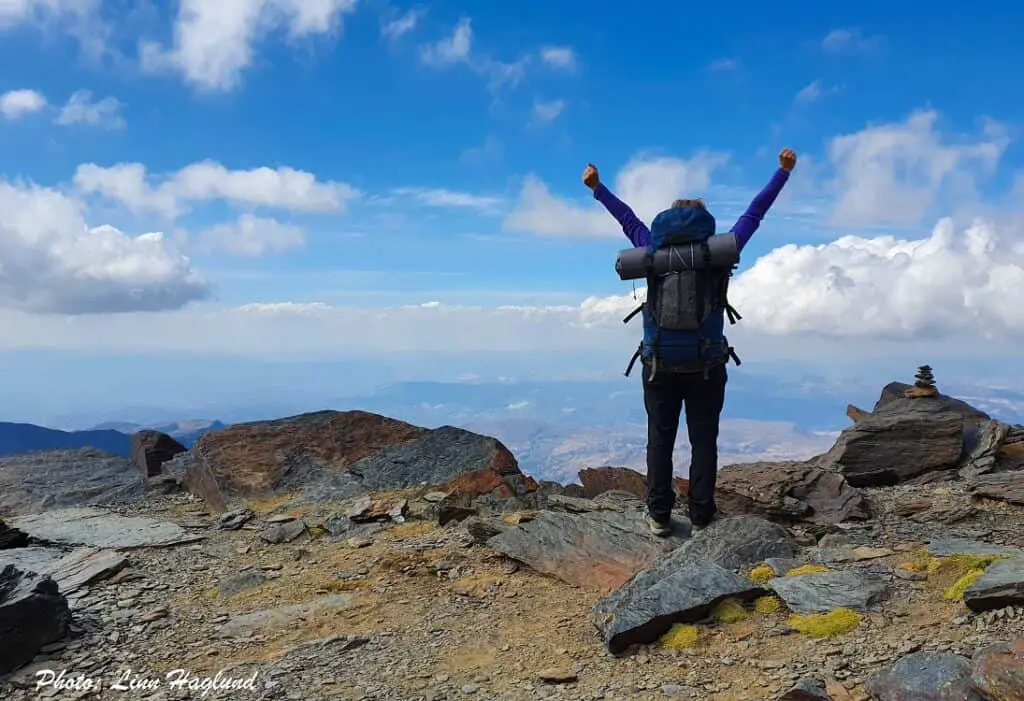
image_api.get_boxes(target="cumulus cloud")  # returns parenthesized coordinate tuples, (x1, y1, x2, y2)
(139, 0, 358, 91)
(794, 80, 842, 105)
(0, 88, 47, 119)
(0, 179, 209, 315)
(821, 28, 885, 55)
(73, 160, 360, 218)
(0, 0, 108, 57)
(502, 151, 729, 238)
(195, 214, 305, 256)
(55, 89, 125, 129)
(381, 7, 424, 40)
(420, 16, 472, 66)
(728, 217, 1024, 339)
(827, 109, 1009, 226)
(532, 98, 564, 124)
(539, 46, 576, 71)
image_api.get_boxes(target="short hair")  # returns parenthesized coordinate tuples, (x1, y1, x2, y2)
(671, 198, 707, 210)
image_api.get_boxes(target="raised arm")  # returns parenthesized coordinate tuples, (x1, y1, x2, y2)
(582, 163, 651, 248)
(731, 148, 797, 252)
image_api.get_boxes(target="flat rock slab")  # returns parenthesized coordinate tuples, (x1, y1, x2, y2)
(216, 594, 353, 638)
(487, 508, 688, 592)
(971, 640, 1024, 700)
(867, 651, 985, 701)
(971, 470, 1024, 505)
(769, 569, 887, 614)
(925, 538, 1023, 558)
(0, 546, 127, 602)
(964, 558, 1024, 612)
(674, 516, 795, 571)
(11, 507, 204, 549)
(592, 561, 763, 654)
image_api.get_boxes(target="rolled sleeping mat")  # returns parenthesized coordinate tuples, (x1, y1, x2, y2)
(614, 232, 740, 281)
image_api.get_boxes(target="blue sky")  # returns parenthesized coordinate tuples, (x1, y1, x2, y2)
(0, 0, 1022, 420)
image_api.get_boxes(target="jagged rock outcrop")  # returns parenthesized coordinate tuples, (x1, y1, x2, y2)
(163, 410, 537, 513)
(963, 558, 1024, 612)
(867, 651, 984, 700)
(819, 387, 988, 487)
(0, 519, 28, 549)
(0, 564, 71, 674)
(591, 516, 793, 653)
(575, 466, 689, 501)
(130, 430, 186, 478)
(0, 447, 145, 516)
(970, 470, 1024, 505)
(716, 461, 870, 525)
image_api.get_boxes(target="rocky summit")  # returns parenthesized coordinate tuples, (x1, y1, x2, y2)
(1, 388, 1024, 700)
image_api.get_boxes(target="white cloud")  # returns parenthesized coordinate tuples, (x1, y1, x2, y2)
(793, 80, 842, 105)
(729, 218, 1024, 340)
(0, 0, 109, 58)
(827, 109, 1009, 226)
(74, 160, 360, 218)
(821, 28, 885, 55)
(708, 57, 740, 71)
(532, 98, 564, 124)
(139, 0, 358, 91)
(539, 46, 576, 71)
(420, 16, 472, 66)
(0, 89, 47, 119)
(392, 187, 503, 212)
(195, 214, 305, 256)
(0, 179, 209, 315)
(502, 151, 729, 238)
(55, 89, 125, 129)
(381, 7, 423, 40)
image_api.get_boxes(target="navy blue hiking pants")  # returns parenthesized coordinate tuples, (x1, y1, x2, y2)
(641, 362, 727, 527)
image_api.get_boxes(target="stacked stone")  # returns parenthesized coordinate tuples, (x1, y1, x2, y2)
(905, 365, 939, 398)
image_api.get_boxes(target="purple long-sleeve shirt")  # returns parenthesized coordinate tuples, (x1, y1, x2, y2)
(593, 167, 790, 251)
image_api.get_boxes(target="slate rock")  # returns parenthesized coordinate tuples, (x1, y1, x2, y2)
(0, 519, 28, 549)
(716, 461, 870, 525)
(867, 651, 985, 701)
(0, 564, 71, 674)
(488, 508, 687, 591)
(925, 538, 1023, 558)
(963, 558, 1024, 612)
(461, 516, 507, 545)
(259, 519, 307, 544)
(592, 561, 764, 654)
(769, 569, 887, 614)
(779, 677, 830, 700)
(959, 420, 1014, 480)
(165, 410, 537, 513)
(971, 639, 1024, 701)
(818, 395, 976, 487)
(0, 448, 146, 516)
(765, 557, 806, 576)
(130, 430, 186, 478)
(11, 507, 202, 549)
(970, 470, 1024, 506)
(577, 466, 648, 499)
(674, 515, 795, 571)
(219, 570, 265, 597)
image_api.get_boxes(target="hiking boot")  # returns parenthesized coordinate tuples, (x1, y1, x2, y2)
(644, 512, 672, 537)
(690, 513, 718, 532)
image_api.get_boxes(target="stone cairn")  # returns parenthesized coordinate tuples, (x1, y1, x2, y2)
(905, 364, 938, 398)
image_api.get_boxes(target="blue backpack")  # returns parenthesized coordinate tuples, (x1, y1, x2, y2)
(622, 205, 742, 379)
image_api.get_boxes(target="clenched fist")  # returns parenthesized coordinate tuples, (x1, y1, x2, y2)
(582, 163, 600, 190)
(779, 148, 797, 172)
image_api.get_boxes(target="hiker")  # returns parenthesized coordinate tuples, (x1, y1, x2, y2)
(582, 148, 797, 535)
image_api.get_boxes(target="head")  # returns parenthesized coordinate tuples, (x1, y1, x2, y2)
(671, 198, 708, 212)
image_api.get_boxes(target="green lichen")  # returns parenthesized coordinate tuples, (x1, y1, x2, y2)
(748, 564, 774, 585)
(787, 608, 862, 638)
(754, 595, 782, 615)
(659, 624, 699, 649)
(785, 564, 830, 576)
(711, 598, 748, 624)
(943, 568, 985, 600)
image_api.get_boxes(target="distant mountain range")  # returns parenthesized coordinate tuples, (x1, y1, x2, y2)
(0, 419, 225, 459)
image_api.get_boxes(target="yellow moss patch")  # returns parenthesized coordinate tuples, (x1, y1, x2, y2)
(898, 561, 924, 573)
(711, 598, 749, 624)
(659, 624, 699, 649)
(307, 525, 327, 538)
(927, 553, 1005, 576)
(785, 565, 830, 576)
(787, 608, 862, 638)
(754, 596, 782, 615)
(943, 569, 985, 600)
(748, 564, 774, 585)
